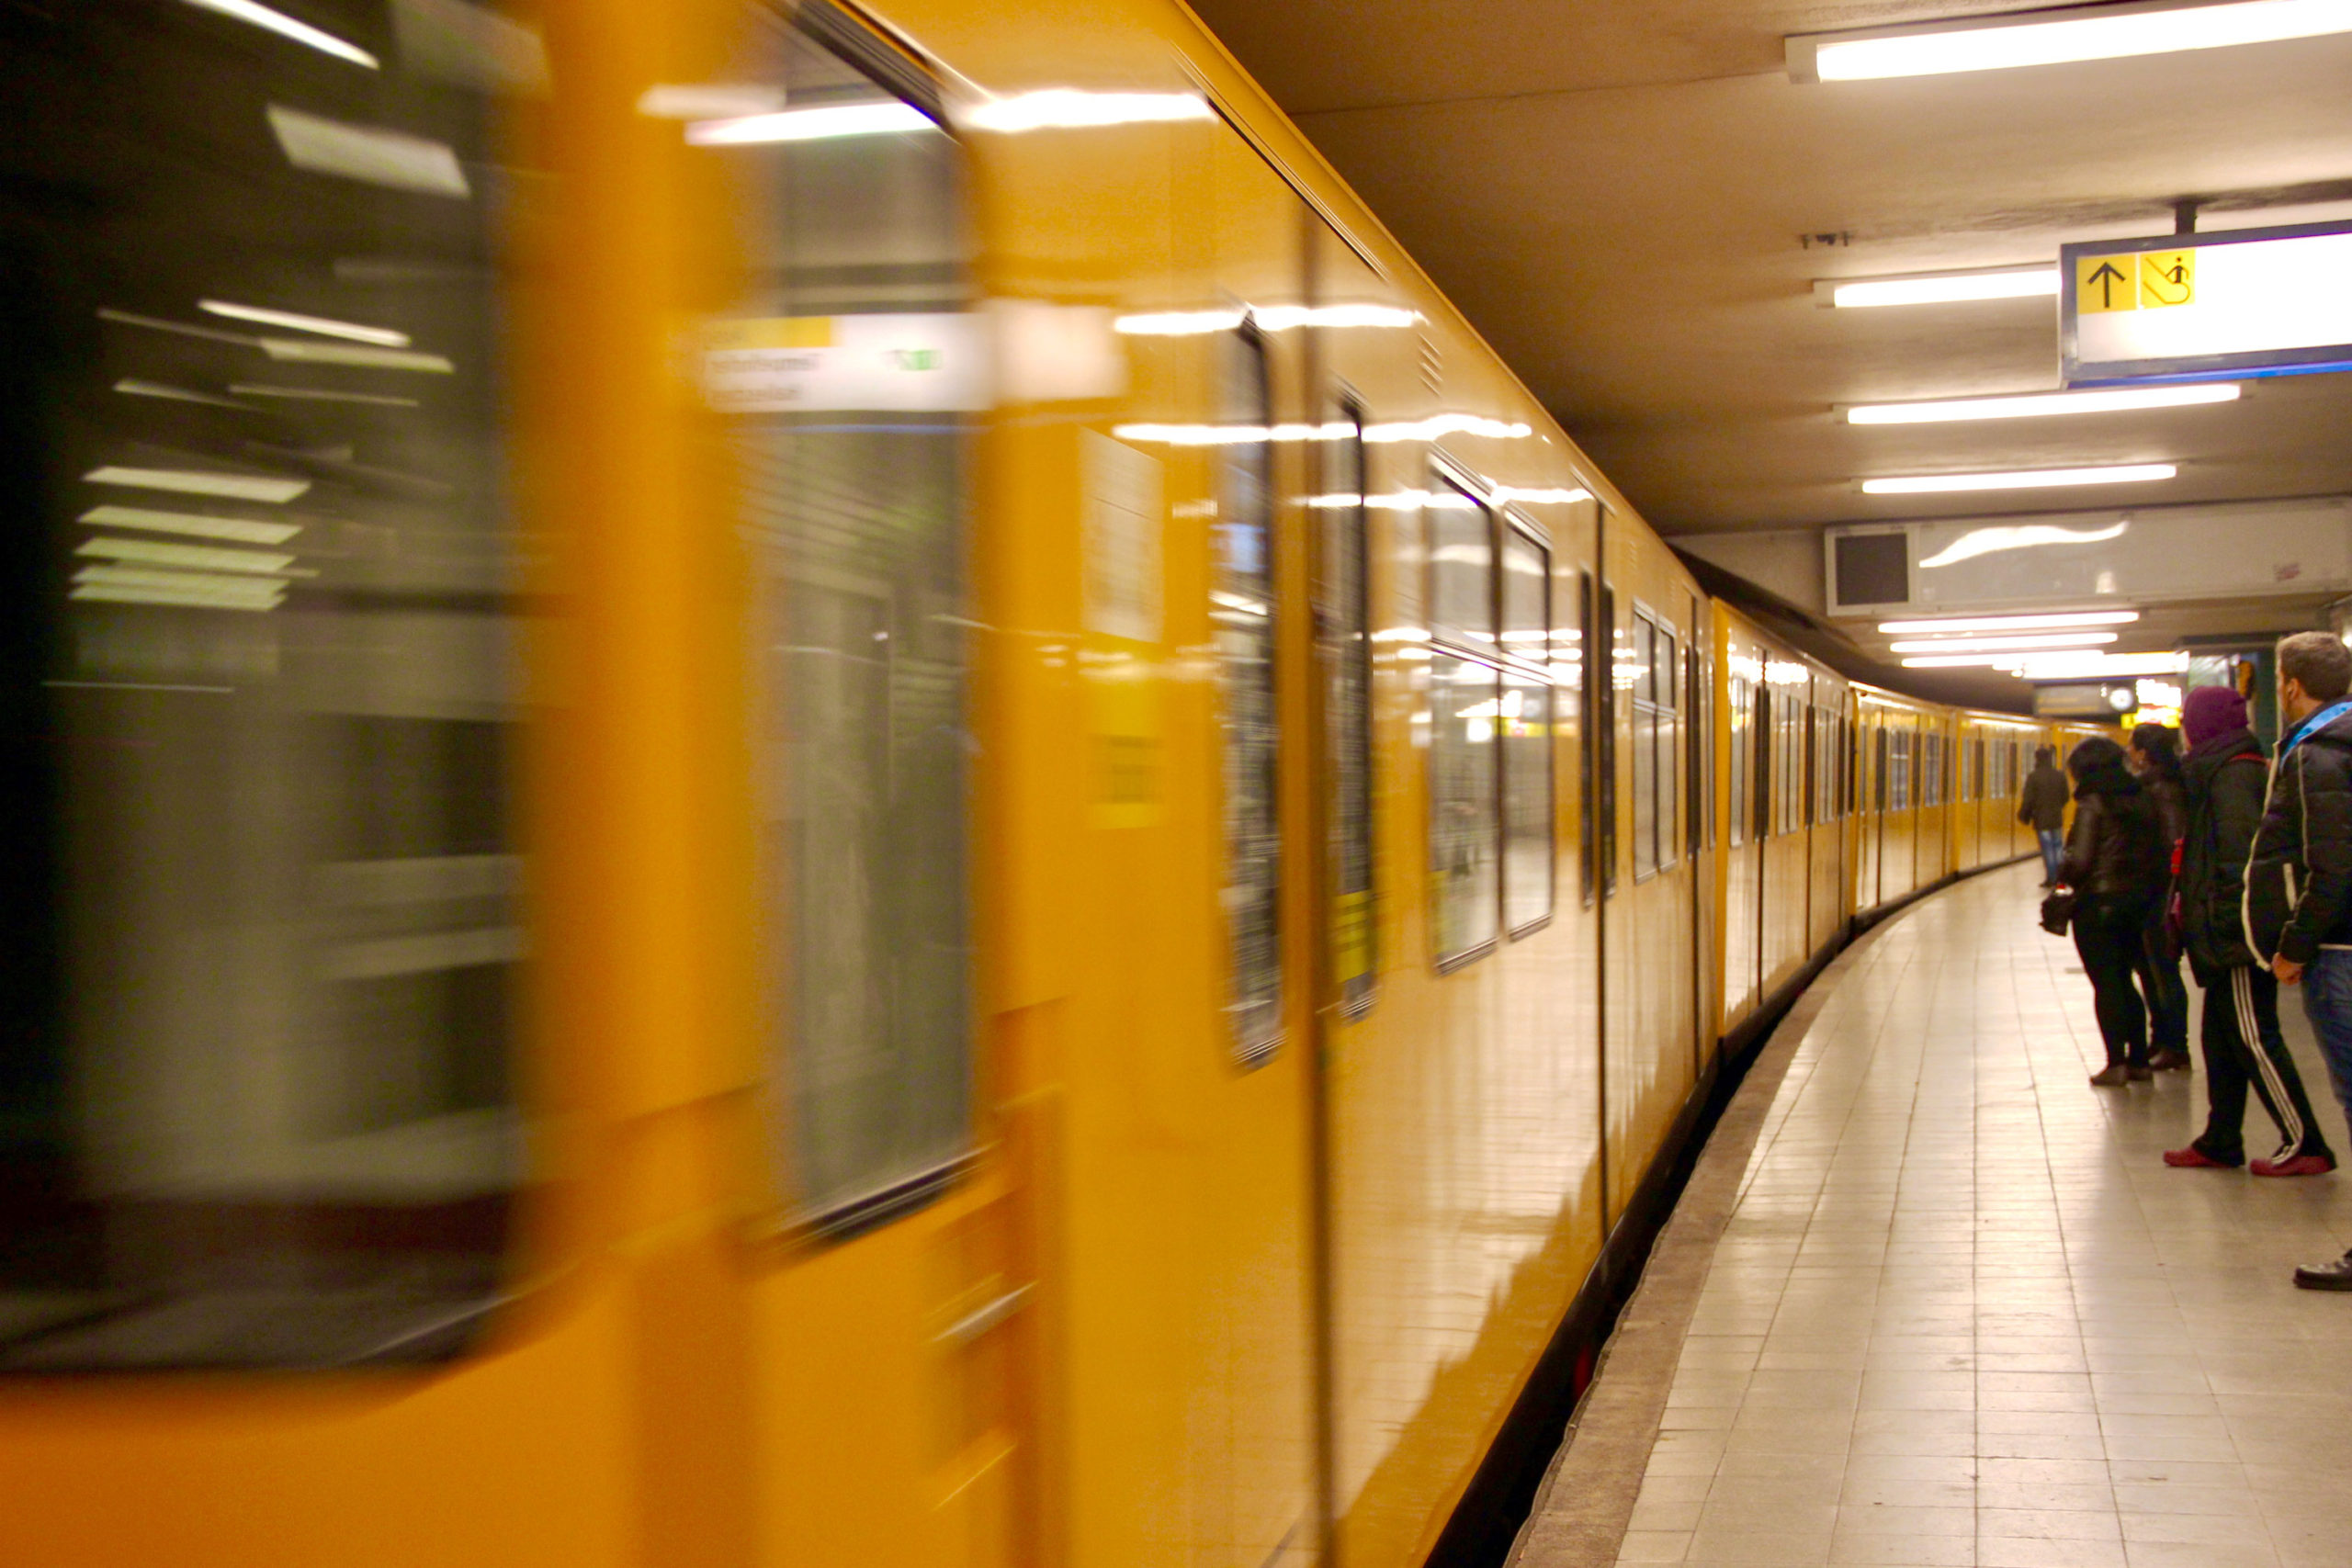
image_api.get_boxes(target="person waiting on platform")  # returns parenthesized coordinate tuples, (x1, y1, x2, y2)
(2127, 723, 2191, 1071)
(2246, 631, 2352, 1289)
(2057, 736, 2169, 1087)
(2165, 686, 2335, 1176)
(2019, 745, 2069, 888)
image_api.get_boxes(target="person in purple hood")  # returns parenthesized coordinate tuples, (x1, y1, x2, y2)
(2164, 683, 2336, 1178)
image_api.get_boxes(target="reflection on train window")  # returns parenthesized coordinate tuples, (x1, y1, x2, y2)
(0, 0, 536, 1366)
(1430, 655, 1499, 967)
(1687, 635, 1707, 856)
(1579, 572, 1598, 902)
(718, 20, 976, 1225)
(1630, 610, 1678, 879)
(1631, 618, 1656, 879)
(1728, 676, 1750, 849)
(1428, 486, 1493, 653)
(1216, 325, 1283, 1064)
(1499, 524, 1552, 933)
(1321, 399, 1374, 1016)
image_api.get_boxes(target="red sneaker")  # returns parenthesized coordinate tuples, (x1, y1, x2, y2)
(2165, 1145, 2242, 1169)
(2251, 1153, 2338, 1178)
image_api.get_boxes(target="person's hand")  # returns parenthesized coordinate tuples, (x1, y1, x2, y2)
(2275, 954, 2305, 986)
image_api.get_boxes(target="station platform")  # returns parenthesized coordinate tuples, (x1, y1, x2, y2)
(1511, 860, 2352, 1568)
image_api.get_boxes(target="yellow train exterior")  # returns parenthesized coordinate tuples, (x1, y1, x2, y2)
(0, 3, 2117, 1567)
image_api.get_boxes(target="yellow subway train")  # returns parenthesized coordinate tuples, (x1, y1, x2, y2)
(0, 1, 2112, 1565)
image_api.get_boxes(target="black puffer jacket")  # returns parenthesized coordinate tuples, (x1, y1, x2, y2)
(2177, 727, 2267, 970)
(2245, 703, 2352, 964)
(2060, 756, 2166, 902)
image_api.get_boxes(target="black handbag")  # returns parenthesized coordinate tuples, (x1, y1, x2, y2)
(2040, 887, 2076, 936)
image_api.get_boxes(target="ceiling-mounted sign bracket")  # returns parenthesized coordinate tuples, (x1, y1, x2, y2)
(2062, 219, 2352, 387)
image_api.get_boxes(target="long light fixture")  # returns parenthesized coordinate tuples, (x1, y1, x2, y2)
(1792, 0, 2352, 84)
(181, 0, 377, 69)
(961, 91, 1216, 134)
(200, 299, 409, 347)
(1821, 267, 2057, 309)
(685, 101, 934, 145)
(1862, 464, 2175, 495)
(2012, 650, 2191, 679)
(1114, 304, 1419, 335)
(1878, 610, 2140, 633)
(1887, 632, 2118, 653)
(1847, 384, 2240, 423)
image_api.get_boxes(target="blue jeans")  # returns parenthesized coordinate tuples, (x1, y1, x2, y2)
(2038, 828, 2064, 884)
(2298, 949, 2352, 1145)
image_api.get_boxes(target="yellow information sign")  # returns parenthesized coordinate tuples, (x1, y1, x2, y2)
(2076, 254, 2136, 313)
(2139, 248, 2196, 309)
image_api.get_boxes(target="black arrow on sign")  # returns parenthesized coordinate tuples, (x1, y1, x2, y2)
(2084, 261, 2129, 310)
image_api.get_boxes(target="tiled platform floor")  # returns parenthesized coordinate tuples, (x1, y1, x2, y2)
(1625, 862, 2352, 1568)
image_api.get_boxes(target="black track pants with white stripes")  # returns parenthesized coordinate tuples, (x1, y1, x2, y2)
(2189, 959, 2334, 1164)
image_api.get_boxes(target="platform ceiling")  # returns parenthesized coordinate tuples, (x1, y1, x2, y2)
(1188, 0, 2352, 696)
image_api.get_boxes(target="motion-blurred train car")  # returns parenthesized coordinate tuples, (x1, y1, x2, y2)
(0, 2, 2060, 1566)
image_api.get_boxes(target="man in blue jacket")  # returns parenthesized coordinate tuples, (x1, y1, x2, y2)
(2245, 631, 2352, 1289)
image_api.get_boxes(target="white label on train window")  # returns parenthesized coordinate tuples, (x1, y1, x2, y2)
(1081, 431, 1163, 644)
(702, 313, 990, 412)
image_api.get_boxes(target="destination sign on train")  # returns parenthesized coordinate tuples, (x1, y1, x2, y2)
(2063, 220, 2352, 387)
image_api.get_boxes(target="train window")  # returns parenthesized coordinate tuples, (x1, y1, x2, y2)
(1600, 581, 1617, 895)
(1429, 485, 1493, 655)
(1579, 572, 1596, 904)
(1874, 727, 1890, 812)
(0, 0, 539, 1364)
(1430, 654, 1500, 966)
(1631, 615, 1657, 880)
(1803, 708, 1818, 829)
(1321, 398, 1374, 1016)
(1728, 676, 1750, 849)
(1686, 631, 1706, 856)
(1656, 624, 1680, 871)
(729, 22, 978, 1224)
(1754, 686, 1772, 841)
(1216, 325, 1283, 1063)
(1499, 525, 1552, 933)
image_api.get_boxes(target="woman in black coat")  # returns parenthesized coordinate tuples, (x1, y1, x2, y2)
(2128, 723, 2191, 1070)
(2059, 736, 2172, 1086)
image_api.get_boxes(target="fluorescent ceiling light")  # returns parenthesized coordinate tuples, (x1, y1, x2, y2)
(1887, 632, 2118, 653)
(1848, 383, 2241, 423)
(257, 340, 453, 373)
(1824, 268, 2057, 309)
(180, 0, 377, 69)
(1793, 0, 2352, 84)
(200, 299, 409, 347)
(1863, 464, 2175, 495)
(74, 565, 288, 600)
(230, 384, 420, 407)
(84, 466, 309, 503)
(1111, 413, 1532, 446)
(77, 536, 297, 575)
(113, 379, 253, 411)
(268, 106, 469, 198)
(1491, 486, 1592, 505)
(79, 505, 302, 546)
(685, 101, 934, 145)
(1903, 653, 2025, 668)
(960, 91, 1216, 134)
(2011, 651, 2192, 679)
(1878, 610, 2140, 633)
(1114, 304, 1419, 335)
(72, 580, 284, 613)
